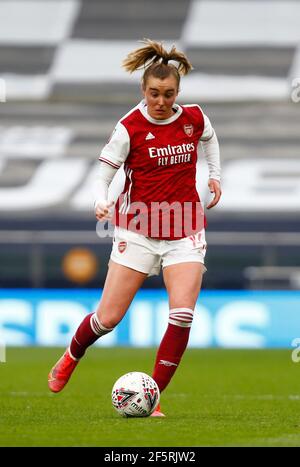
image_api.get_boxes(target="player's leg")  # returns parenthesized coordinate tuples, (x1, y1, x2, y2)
(48, 261, 147, 393)
(152, 229, 207, 400)
(69, 261, 147, 359)
(152, 262, 204, 398)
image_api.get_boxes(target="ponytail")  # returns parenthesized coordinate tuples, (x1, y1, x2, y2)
(122, 39, 193, 88)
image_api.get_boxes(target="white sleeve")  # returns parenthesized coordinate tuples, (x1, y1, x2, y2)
(99, 122, 130, 168)
(199, 114, 221, 181)
(93, 161, 118, 208)
(200, 114, 214, 141)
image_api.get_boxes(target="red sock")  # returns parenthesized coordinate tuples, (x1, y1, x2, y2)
(152, 308, 194, 393)
(70, 312, 112, 359)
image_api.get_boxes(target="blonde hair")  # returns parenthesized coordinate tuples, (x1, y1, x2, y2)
(122, 39, 193, 89)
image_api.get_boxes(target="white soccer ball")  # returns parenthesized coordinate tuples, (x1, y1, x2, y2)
(111, 371, 160, 418)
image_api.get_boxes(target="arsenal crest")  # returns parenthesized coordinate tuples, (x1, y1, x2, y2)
(184, 124, 194, 137)
(118, 241, 127, 253)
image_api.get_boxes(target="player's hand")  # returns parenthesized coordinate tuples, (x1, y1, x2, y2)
(206, 179, 222, 209)
(95, 200, 115, 221)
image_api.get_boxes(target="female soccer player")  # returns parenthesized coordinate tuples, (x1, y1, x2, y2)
(48, 40, 221, 417)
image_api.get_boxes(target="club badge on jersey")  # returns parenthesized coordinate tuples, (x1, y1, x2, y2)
(183, 124, 194, 137)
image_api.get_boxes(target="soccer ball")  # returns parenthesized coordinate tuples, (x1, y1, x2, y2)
(111, 371, 160, 418)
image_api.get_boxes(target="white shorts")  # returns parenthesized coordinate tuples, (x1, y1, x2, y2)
(110, 226, 207, 276)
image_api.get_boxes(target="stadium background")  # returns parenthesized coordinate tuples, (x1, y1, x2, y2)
(0, 0, 300, 350)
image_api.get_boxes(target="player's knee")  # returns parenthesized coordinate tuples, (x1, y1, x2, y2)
(168, 292, 199, 311)
(95, 311, 120, 330)
(168, 308, 194, 327)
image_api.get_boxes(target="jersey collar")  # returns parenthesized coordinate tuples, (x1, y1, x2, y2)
(138, 100, 182, 125)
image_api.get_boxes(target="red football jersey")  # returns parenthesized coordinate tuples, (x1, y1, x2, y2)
(99, 101, 212, 240)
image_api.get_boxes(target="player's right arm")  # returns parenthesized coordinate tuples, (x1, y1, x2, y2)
(94, 122, 130, 221)
(94, 162, 117, 221)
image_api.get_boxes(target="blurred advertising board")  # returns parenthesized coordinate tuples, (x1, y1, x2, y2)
(0, 289, 299, 348)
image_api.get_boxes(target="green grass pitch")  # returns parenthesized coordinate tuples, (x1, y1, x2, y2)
(0, 347, 299, 447)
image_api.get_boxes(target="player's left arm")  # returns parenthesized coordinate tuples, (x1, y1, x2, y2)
(207, 177, 221, 209)
(200, 114, 222, 209)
